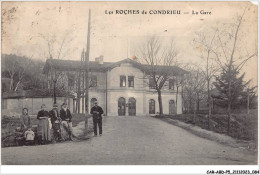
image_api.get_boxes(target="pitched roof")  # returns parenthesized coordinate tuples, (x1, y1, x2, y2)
(43, 58, 187, 75)
(43, 59, 113, 74)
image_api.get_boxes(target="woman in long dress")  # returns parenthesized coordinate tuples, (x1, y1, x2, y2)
(20, 108, 31, 132)
(37, 104, 52, 144)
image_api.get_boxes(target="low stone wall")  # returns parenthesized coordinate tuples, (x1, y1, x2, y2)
(2, 97, 73, 116)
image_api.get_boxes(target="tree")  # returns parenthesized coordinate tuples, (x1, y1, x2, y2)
(136, 36, 178, 114)
(243, 84, 257, 113)
(212, 9, 257, 134)
(39, 29, 75, 104)
(13, 56, 32, 91)
(23, 59, 48, 90)
(2, 54, 48, 92)
(214, 66, 249, 109)
(174, 74, 184, 114)
(2, 54, 33, 91)
(182, 66, 206, 122)
(193, 28, 220, 129)
(2, 54, 18, 91)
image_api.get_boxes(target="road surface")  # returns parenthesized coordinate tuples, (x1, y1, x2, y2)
(1, 115, 257, 165)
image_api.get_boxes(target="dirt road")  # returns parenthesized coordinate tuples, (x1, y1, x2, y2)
(1, 115, 257, 165)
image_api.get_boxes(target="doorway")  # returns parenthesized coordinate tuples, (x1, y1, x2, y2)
(128, 98, 136, 116)
(118, 97, 126, 116)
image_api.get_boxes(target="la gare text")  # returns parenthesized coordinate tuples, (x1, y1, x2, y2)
(105, 10, 212, 15)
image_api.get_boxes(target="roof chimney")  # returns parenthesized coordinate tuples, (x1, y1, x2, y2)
(95, 55, 104, 64)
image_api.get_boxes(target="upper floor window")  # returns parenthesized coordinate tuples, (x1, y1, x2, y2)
(149, 77, 156, 89)
(169, 79, 175, 90)
(120, 75, 126, 87)
(128, 76, 134, 87)
(90, 75, 97, 87)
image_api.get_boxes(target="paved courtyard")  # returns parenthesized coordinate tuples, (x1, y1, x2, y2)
(1, 115, 257, 165)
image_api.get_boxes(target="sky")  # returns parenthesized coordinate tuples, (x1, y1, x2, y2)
(1, 1, 258, 86)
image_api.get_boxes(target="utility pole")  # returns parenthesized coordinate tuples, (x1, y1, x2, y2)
(85, 9, 91, 132)
(82, 48, 85, 113)
(77, 50, 84, 114)
(247, 88, 250, 114)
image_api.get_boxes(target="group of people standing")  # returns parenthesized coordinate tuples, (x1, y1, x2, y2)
(20, 102, 73, 145)
(20, 100, 105, 145)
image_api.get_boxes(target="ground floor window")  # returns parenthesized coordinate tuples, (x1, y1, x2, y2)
(149, 99, 155, 114)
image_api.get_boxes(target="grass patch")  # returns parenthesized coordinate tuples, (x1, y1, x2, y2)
(155, 110, 258, 142)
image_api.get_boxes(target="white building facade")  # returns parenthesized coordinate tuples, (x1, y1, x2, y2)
(43, 58, 186, 116)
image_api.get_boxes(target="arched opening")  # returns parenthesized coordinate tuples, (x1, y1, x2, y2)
(90, 98, 97, 109)
(169, 100, 176, 114)
(118, 97, 126, 116)
(128, 98, 136, 116)
(149, 99, 155, 114)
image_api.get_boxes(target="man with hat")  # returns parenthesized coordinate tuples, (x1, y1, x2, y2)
(90, 100, 104, 136)
(49, 103, 63, 142)
(60, 102, 73, 141)
(49, 104, 59, 126)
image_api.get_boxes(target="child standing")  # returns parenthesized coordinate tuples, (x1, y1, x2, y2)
(24, 128, 35, 146)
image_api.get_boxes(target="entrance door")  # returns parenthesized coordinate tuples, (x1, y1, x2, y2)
(149, 99, 155, 114)
(169, 100, 176, 114)
(128, 98, 136, 116)
(118, 97, 126, 116)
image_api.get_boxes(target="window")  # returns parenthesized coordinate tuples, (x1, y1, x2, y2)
(120, 75, 126, 87)
(149, 77, 156, 89)
(128, 76, 134, 87)
(169, 79, 175, 90)
(90, 75, 97, 87)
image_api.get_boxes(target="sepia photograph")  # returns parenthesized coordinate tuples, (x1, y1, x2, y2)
(1, 0, 259, 173)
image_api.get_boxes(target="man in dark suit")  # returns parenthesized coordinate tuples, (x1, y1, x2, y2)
(90, 101, 104, 136)
(49, 104, 63, 142)
(49, 104, 59, 126)
(60, 103, 73, 141)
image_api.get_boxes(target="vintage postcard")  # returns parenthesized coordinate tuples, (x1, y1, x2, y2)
(1, 1, 259, 174)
